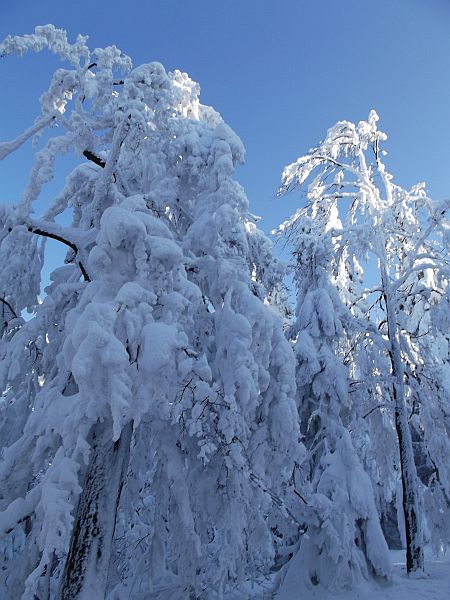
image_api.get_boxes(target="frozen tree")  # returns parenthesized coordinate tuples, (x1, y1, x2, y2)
(278, 110, 450, 573)
(275, 168, 391, 595)
(0, 26, 301, 599)
(396, 255, 450, 553)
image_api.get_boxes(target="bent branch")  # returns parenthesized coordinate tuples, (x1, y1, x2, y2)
(26, 226, 91, 282)
(0, 114, 55, 161)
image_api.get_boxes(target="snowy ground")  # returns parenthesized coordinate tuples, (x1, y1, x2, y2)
(275, 548, 450, 600)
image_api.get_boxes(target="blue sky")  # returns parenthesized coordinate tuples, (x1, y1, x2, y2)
(1, 0, 450, 239)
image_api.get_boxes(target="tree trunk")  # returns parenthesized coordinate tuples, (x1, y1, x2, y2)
(58, 420, 133, 599)
(382, 271, 424, 573)
(394, 404, 424, 572)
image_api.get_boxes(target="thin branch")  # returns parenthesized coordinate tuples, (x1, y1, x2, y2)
(363, 404, 389, 419)
(249, 472, 306, 529)
(83, 150, 106, 169)
(77, 261, 91, 283)
(292, 488, 308, 505)
(27, 226, 77, 254)
(393, 262, 441, 293)
(0, 114, 55, 161)
(314, 154, 360, 178)
(25, 226, 91, 282)
(289, 464, 309, 505)
(0, 297, 17, 319)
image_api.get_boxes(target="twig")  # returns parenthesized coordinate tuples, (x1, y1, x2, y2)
(83, 150, 106, 169)
(0, 297, 17, 319)
(25, 226, 91, 282)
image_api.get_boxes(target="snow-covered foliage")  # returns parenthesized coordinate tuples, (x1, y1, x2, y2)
(277, 111, 450, 578)
(0, 26, 301, 599)
(275, 164, 391, 593)
(1, 25, 450, 600)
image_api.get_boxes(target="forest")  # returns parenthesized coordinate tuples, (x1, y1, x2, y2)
(0, 25, 449, 600)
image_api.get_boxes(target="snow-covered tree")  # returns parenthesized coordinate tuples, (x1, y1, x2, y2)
(275, 169, 392, 595)
(278, 110, 450, 573)
(0, 26, 301, 599)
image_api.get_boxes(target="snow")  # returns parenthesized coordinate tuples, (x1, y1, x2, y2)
(276, 549, 450, 600)
(0, 114, 54, 161)
(102, 206, 147, 249)
(1, 25, 449, 600)
(140, 322, 185, 375)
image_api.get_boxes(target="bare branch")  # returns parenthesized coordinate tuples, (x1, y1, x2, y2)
(25, 226, 91, 282)
(0, 296, 17, 319)
(83, 150, 106, 169)
(363, 404, 389, 419)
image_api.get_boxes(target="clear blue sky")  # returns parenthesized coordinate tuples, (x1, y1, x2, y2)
(1, 0, 450, 237)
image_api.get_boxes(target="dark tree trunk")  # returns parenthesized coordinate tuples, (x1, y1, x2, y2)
(382, 271, 424, 573)
(58, 420, 133, 599)
(394, 406, 424, 572)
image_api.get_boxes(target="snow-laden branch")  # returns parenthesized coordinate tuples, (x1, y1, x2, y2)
(9, 218, 96, 282)
(91, 113, 132, 217)
(392, 261, 444, 294)
(0, 488, 40, 536)
(26, 225, 91, 282)
(0, 115, 54, 161)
